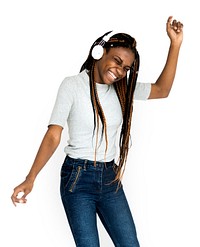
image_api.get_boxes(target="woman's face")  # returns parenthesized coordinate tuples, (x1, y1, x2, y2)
(94, 47, 135, 85)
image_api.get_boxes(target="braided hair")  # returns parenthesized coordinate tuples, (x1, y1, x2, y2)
(80, 31, 140, 183)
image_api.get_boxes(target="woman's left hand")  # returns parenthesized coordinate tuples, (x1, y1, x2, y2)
(166, 16, 183, 45)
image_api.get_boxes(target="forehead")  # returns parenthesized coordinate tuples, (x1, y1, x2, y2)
(107, 47, 135, 64)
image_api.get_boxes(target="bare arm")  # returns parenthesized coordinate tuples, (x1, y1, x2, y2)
(11, 124, 63, 206)
(148, 16, 184, 99)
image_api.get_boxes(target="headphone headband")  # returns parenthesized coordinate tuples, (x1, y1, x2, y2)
(102, 31, 117, 42)
(91, 31, 117, 60)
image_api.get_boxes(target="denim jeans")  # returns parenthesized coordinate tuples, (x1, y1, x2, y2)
(60, 155, 140, 247)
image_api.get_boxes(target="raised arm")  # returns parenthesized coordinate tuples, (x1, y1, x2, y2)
(148, 16, 184, 99)
(11, 125, 63, 206)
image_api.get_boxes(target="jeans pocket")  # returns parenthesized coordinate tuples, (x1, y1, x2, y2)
(61, 165, 83, 193)
(60, 165, 73, 190)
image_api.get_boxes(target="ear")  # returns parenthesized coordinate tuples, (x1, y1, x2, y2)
(102, 47, 107, 56)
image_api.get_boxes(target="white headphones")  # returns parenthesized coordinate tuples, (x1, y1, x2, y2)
(91, 31, 117, 60)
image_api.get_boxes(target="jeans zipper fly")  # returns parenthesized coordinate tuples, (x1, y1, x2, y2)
(69, 166, 82, 192)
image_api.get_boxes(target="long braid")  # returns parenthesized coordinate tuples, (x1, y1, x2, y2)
(114, 53, 140, 183)
(80, 32, 140, 182)
(114, 77, 127, 115)
(89, 62, 108, 163)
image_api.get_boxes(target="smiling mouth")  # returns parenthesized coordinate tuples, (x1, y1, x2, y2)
(108, 71, 117, 81)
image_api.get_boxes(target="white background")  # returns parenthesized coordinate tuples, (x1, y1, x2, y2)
(1, 0, 199, 246)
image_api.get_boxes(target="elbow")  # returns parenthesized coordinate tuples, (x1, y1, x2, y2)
(50, 134, 61, 147)
(46, 125, 63, 147)
(151, 84, 171, 99)
(161, 89, 170, 98)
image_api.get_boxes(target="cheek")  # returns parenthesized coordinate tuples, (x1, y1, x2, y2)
(95, 59, 106, 72)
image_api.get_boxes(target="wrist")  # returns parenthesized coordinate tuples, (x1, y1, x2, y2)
(170, 40, 182, 49)
(25, 174, 36, 183)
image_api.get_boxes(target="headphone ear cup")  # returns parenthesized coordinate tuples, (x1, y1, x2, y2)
(91, 45, 104, 60)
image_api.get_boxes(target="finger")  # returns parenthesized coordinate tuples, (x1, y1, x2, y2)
(11, 194, 27, 206)
(11, 190, 25, 206)
(21, 193, 28, 202)
(177, 21, 183, 32)
(171, 19, 178, 30)
(172, 19, 177, 25)
(11, 195, 17, 206)
(167, 16, 173, 28)
(11, 193, 22, 206)
(12, 197, 27, 206)
(171, 19, 183, 33)
(11, 190, 20, 206)
(167, 16, 173, 23)
(18, 198, 27, 204)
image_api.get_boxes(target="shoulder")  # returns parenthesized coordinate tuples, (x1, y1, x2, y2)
(56, 70, 88, 98)
(134, 82, 151, 100)
(61, 70, 89, 89)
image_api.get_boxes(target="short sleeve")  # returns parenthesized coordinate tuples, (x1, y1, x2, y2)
(48, 78, 74, 128)
(134, 82, 151, 100)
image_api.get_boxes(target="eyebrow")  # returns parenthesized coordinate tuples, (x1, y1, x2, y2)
(115, 56, 132, 69)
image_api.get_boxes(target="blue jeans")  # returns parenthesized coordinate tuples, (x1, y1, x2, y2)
(60, 156, 140, 247)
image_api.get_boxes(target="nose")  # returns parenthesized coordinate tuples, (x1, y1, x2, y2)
(116, 67, 126, 78)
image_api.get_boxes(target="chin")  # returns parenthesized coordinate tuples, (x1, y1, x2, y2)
(104, 76, 115, 85)
(105, 80, 115, 85)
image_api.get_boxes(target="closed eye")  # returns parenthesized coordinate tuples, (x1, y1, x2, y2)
(114, 56, 131, 72)
(114, 57, 121, 65)
(124, 66, 131, 72)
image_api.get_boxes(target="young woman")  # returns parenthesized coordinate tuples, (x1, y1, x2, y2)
(11, 16, 183, 247)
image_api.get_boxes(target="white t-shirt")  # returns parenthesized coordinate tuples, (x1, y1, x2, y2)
(49, 70, 151, 161)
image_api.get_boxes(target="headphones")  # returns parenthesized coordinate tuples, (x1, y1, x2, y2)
(91, 31, 117, 60)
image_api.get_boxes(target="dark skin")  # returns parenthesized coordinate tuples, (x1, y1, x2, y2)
(11, 16, 183, 206)
(94, 47, 135, 85)
(94, 16, 183, 100)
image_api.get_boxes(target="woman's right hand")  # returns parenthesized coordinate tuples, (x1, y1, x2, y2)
(11, 179, 34, 206)
(11, 125, 63, 206)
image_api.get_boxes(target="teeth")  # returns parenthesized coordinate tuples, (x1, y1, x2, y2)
(109, 71, 117, 79)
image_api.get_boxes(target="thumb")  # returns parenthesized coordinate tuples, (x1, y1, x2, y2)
(166, 16, 173, 29)
(17, 191, 28, 203)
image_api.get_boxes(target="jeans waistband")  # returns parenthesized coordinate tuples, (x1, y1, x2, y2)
(65, 155, 115, 168)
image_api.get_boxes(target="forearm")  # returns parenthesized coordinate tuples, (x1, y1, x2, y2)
(155, 42, 181, 96)
(148, 16, 183, 99)
(25, 127, 61, 182)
